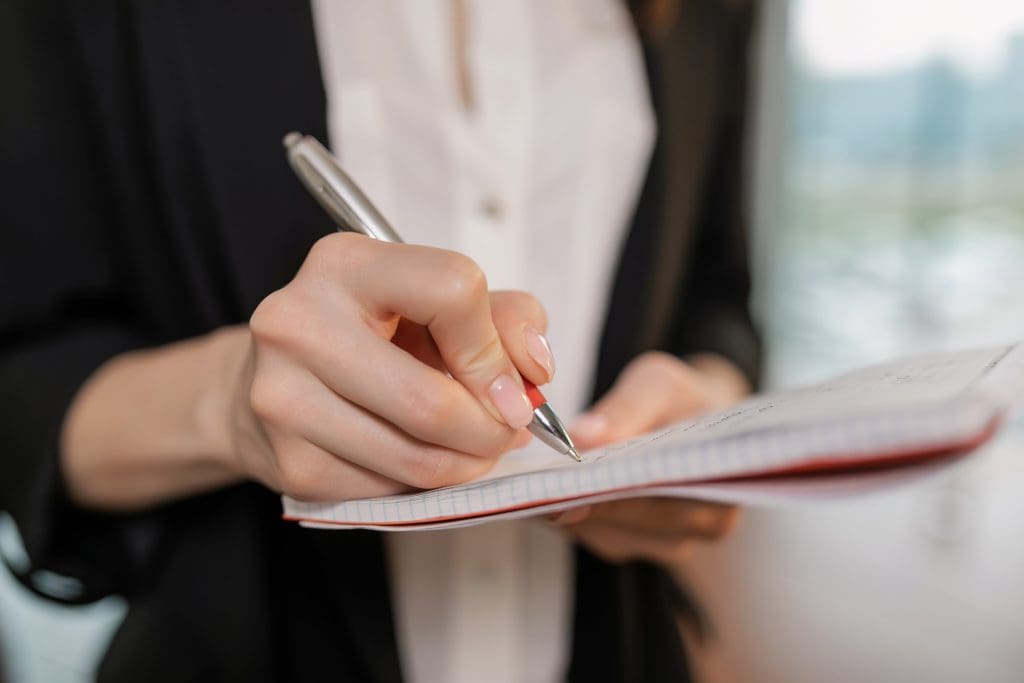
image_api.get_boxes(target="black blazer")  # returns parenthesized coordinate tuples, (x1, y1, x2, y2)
(0, 1, 760, 681)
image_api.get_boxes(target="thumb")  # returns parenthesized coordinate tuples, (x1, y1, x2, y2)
(569, 354, 682, 450)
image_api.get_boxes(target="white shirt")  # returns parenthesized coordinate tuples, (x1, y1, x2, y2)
(312, 1, 655, 680)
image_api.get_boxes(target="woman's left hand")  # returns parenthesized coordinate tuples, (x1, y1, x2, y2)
(554, 351, 751, 568)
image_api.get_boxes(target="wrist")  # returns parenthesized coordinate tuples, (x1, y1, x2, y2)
(60, 326, 251, 510)
(193, 326, 251, 477)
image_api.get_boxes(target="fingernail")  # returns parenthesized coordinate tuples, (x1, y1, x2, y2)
(570, 413, 607, 441)
(489, 374, 534, 429)
(524, 328, 555, 382)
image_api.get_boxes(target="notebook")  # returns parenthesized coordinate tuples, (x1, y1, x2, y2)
(283, 343, 1024, 530)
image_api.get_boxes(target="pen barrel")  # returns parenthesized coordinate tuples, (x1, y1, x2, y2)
(284, 133, 405, 244)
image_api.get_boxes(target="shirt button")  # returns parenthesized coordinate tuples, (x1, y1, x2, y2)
(479, 195, 504, 221)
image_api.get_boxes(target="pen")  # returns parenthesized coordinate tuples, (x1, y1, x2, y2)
(283, 132, 582, 463)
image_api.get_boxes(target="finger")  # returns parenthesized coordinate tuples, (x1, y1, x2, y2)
(488, 290, 553, 386)
(331, 236, 534, 429)
(255, 337, 521, 460)
(264, 433, 409, 502)
(511, 429, 534, 450)
(569, 353, 686, 449)
(566, 520, 696, 567)
(578, 498, 740, 541)
(261, 369, 498, 489)
(391, 318, 446, 372)
(549, 504, 593, 526)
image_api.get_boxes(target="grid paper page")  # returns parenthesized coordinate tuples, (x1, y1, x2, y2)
(284, 344, 1024, 529)
(298, 451, 975, 532)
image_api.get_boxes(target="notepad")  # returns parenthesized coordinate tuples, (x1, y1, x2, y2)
(283, 344, 1024, 530)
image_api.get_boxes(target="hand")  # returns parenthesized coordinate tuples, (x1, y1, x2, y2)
(554, 351, 750, 567)
(225, 233, 555, 502)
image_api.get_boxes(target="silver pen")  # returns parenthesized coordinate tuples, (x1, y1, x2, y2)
(283, 132, 582, 463)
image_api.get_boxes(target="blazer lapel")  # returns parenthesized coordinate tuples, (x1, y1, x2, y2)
(636, 1, 728, 352)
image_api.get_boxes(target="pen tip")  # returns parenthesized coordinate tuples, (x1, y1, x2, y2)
(569, 447, 582, 463)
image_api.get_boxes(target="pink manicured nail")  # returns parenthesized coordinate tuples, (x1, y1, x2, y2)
(524, 328, 555, 382)
(489, 374, 534, 429)
(570, 413, 608, 440)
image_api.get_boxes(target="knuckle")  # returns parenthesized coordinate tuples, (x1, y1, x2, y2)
(304, 232, 370, 286)
(308, 231, 362, 265)
(250, 289, 322, 354)
(497, 291, 548, 329)
(456, 334, 506, 375)
(274, 448, 324, 500)
(305, 235, 340, 280)
(404, 381, 460, 436)
(247, 369, 309, 432)
(248, 375, 285, 424)
(437, 251, 488, 305)
(249, 290, 291, 344)
(306, 234, 338, 264)
(252, 288, 354, 365)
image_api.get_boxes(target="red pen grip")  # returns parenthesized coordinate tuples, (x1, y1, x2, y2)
(523, 379, 546, 410)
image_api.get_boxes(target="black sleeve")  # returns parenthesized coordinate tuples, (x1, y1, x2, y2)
(665, 1, 762, 388)
(0, 2, 156, 602)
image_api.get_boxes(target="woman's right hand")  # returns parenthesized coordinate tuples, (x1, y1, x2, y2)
(226, 233, 554, 502)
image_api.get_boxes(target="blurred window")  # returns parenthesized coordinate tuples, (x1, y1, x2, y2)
(763, 0, 1024, 387)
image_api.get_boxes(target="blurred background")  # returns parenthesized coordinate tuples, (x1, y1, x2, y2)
(2, 0, 1024, 680)
(686, 1, 1024, 682)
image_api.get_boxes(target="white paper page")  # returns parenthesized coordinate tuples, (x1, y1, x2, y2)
(587, 345, 1019, 463)
(299, 450, 974, 532)
(284, 344, 1023, 528)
